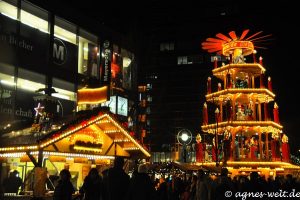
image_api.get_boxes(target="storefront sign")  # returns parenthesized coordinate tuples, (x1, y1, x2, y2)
(53, 36, 78, 72)
(53, 37, 67, 65)
(100, 40, 111, 86)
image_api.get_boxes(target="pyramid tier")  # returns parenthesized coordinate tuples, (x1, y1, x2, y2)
(201, 121, 282, 135)
(206, 88, 275, 103)
(212, 63, 265, 80)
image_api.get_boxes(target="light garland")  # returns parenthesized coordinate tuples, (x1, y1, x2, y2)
(40, 114, 107, 148)
(114, 139, 131, 143)
(77, 86, 108, 105)
(73, 146, 102, 153)
(96, 120, 110, 124)
(0, 145, 38, 152)
(103, 130, 121, 134)
(206, 88, 275, 102)
(0, 113, 151, 158)
(201, 121, 283, 134)
(212, 63, 266, 78)
(106, 115, 151, 157)
(123, 147, 140, 150)
(195, 161, 300, 169)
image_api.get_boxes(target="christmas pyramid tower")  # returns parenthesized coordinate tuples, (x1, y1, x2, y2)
(198, 30, 299, 177)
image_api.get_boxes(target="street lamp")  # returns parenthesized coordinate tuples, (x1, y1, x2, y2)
(177, 129, 192, 163)
(215, 108, 220, 166)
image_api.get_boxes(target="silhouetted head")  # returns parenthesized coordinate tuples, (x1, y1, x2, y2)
(88, 168, 99, 179)
(221, 167, 229, 177)
(60, 169, 71, 181)
(250, 171, 259, 181)
(114, 157, 124, 169)
(198, 169, 205, 178)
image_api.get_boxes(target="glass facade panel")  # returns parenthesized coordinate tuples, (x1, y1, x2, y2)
(52, 78, 75, 101)
(20, 1, 49, 33)
(54, 17, 76, 44)
(0, 0, 17, 20)
(17, 68, 45, 92)
(0, 64, 16, 123)
(78, 29, 99, 77)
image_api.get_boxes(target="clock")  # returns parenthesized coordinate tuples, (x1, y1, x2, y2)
(117, 96, 128, 116)
(102, 96, 116, 114)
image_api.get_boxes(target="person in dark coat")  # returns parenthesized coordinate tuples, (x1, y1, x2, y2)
(79, 168, 103, 200)
(156, 177, 168, 200)
(2, 170, 23, 194)
(53, 169, 75, 200)
(103, 157, 130, 200)
(127, 164, 156, 200)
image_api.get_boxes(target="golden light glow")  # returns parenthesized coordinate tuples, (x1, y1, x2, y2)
(40, 114, 107, 148)
(223, 41, 254, 56)
(106, 115, 151, 157)
(0, 145, 38, 152)
(195, 161, 300, 169)
(123, 147, 140, 150)
(0, 113, 151, 158)
(206, 88, 275, 102)
(77, 86, 108, 105)
(212, 63, 266, 79)
(73, 146, 102, 153)
(103, 130, 121, 134)
(202, 30, 271, 55)
(36, 151, 113, 160)
(201, 121, 283, 134)
(114, 139, 130, 142)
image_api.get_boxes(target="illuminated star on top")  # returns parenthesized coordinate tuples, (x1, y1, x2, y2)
(34, 103, 44, 116)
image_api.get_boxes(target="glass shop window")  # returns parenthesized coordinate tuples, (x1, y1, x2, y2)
(20, 1, 49, 33)
(121, 48, 133, 90)
(0, 0, 18, 20)
(78, 29, 99, 78)
(52, 78, 75, 101)
(54, 16, 76, 44)
(17, 68, 45, 92)
(0, 64, 16, 111)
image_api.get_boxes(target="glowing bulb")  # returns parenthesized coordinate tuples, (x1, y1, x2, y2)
(181, 133, 189, 142)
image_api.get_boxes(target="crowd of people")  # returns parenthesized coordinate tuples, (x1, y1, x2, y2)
(1, 159, 300, 200)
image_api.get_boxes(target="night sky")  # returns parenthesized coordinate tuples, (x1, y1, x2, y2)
(28, 0, 300, 154)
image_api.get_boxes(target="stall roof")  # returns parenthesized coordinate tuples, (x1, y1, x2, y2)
(0, 109, 150, 158)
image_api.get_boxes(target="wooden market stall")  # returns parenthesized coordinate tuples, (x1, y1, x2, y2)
(0, 86, 150, 198)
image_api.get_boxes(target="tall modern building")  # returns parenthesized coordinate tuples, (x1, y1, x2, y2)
(0, 0, 151, 193)
(0, 0, 140, 132)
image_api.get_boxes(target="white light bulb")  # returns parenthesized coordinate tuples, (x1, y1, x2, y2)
(181, 133, 189, 142)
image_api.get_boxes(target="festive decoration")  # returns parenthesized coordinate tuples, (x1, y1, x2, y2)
(253, 50, 257, 63)
(207, 77, 212, 94)
(281, 134, 290, 162)
(77, 86, 108, 105)
(196, 133, 202, 143)
(215, 108, 220, 123)
(259, 56, 263, 65)
(34, 103, 45, 117)
(200, 29, 296, 175)
(214, 56, 218, 68)
(202, 103, 208, 125)
(268, 77, 272, 91)
(195, 134, 206, 162)
(273, 103, 280, 124)
(218, 83, 222, 91)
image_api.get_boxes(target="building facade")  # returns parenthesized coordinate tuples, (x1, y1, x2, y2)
(0, 0, 139, 132)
